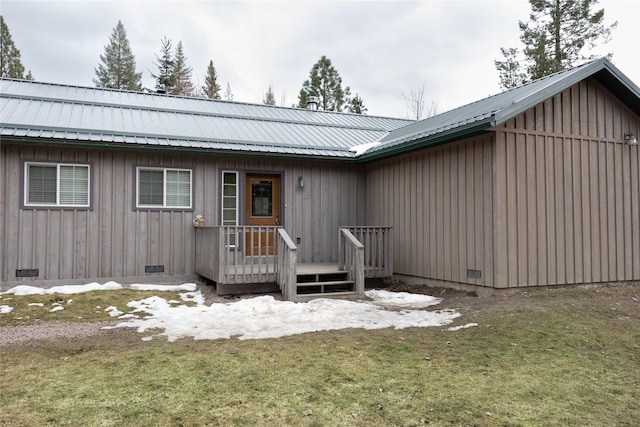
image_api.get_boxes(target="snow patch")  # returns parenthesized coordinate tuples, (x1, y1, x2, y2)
(28, 303, 45, 307)
(447, 323, 478, 331)
(49, 306, 64, 312)
(107, 293, 461, 342)
(129, 283, 198, 292)
(365, 289, 443, 308)
(104, 306, 124, 317)
(349, 141, 381, 156)
(0, 305, 14, 314)
(2, 282, 123, 296)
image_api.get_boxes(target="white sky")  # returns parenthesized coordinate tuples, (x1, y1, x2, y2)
(1, 283, 470, 340)
(2, 0, 638, 118)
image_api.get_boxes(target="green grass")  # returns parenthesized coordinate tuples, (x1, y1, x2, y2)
(0, 289, 192, 326)
(1, 285, 639, 426)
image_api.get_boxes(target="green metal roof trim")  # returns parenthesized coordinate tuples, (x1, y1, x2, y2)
(359, 58, 640, 161)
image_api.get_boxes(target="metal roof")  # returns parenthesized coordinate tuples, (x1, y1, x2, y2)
(0, 79, 412, 159)
(2, 58, 637, 161)
(361, 58, 640, 160)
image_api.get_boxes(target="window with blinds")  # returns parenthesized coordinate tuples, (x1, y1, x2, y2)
(136, 167, 192, 209)
(25, 163, 90, 207)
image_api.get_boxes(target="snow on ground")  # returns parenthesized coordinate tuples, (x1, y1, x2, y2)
(447, 323, 478, 331)
(2, 282, 123, 296)
(2, 282, 468, 342)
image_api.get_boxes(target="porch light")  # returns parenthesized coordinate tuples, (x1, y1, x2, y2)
(298, 176, 304, 188)
(624, 133, 637, 145)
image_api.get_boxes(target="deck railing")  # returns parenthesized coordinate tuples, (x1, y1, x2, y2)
(276, 228, 297, 301)
(340, 226, 393, 277)
(195, 226, 281, 284)
(338, 228, 365, 297)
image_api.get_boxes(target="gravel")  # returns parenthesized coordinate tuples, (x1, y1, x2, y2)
(0, 320, 120, 346)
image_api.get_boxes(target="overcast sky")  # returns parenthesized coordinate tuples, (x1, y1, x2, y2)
(2, 0, 638, 118)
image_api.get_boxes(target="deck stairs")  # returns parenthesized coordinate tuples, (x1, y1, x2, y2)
(294, 263, 358, 300)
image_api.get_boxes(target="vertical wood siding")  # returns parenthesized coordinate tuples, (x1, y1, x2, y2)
(494, 77, 640, 287)
(365, 77, 639, 289)
(1, 145, 364, 284)
(365, 135, 495, 287)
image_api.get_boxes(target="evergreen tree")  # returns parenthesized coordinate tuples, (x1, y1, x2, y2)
(171, 41, 194, 96)
(93, 20, 142, 91)
(223, 83, 234, 101)
(495, 0, 616, 89)
(297, 55, 349, 112)
(201, 60, 221, 99)
(263, 85, 276, 105)
(347, 93, 367, 114)
(494, 48, 528, 90)
(1, 16, 30, 79)
(152, 37, 175, 93)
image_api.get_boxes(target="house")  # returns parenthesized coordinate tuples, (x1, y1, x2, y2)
(1, 58, 638, 299)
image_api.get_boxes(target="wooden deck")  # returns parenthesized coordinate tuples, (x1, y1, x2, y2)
(195, 226, 392, 301)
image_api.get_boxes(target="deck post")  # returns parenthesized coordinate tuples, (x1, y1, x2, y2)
(338, 228, 344, 270)
(355, 244, 365, 297)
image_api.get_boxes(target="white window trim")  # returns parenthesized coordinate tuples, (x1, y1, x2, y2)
(24, 161, 91, 208)
(136, 166, 192, 209)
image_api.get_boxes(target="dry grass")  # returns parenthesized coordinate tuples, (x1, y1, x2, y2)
(0, 289, 192, 326)
(1, 285, 639, 426)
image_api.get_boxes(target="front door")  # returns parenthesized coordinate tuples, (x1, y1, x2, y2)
(245, 174, 280, 255)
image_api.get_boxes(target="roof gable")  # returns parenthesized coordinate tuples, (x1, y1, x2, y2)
(361, 58, 640, 160)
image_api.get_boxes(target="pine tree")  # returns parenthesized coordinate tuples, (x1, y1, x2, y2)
(201, 60, 221, 99)
(223, 83, 234, 101)
(347, 93, 367, 114)
(152, 37, 175, 93)
(297, 55, 348, 112)
(494, 48, 528, 90)
(171, 41, 194, 96)
(93, 20, 142, 91)
(495, 0, 616, 89)
(1, 16, 29, 79)
(263, 85, 276, 105)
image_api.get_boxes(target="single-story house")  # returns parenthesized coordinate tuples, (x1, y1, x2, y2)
(1, 58, 638, 299)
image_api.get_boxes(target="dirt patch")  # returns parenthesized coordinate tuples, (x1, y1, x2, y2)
(384, 278, 640, 323)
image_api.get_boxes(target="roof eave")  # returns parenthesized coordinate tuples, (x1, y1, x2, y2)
(357, 118, 495, 162)
(0, 135, 359, 162)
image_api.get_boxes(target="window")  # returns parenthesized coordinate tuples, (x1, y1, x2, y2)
(136, 167, 192, 209)
(222, 171, 239, 247)
(24, 162, 90, 207)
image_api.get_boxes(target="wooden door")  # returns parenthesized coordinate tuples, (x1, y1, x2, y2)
(245, 174, 280, 255)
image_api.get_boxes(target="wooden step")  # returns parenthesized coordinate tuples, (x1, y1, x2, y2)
(296, 280, 355, 288)
(295, 291, 359, 301)
(296, 280, 355, 295)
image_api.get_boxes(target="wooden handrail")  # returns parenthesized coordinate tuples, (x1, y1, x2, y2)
(276, 228, 297, 301)
(340, 226, 393, 277)
(338, 228, 365, 297)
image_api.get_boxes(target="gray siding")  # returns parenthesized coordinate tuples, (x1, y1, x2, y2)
(365, 78, 640, 289)
(494, 78, 640, 287)
(1, 143, 365, 285)
(365, 135, 495, 287)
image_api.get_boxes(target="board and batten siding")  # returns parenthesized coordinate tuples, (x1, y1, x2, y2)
(365, 135, 495, 287)
(494, 77, 640, 287)
(1, 143, 365, 286)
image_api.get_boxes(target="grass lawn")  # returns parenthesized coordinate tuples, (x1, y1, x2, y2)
(1, 285, 639, 426)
